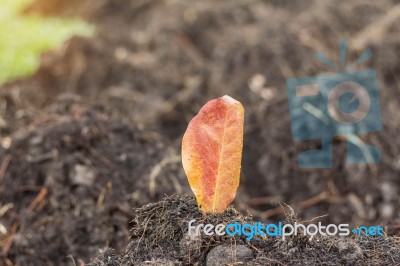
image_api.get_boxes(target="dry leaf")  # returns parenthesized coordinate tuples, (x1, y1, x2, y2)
(182, 95, 244, 213)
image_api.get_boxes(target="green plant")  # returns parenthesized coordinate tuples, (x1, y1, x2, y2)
(0, 0, 94, 84)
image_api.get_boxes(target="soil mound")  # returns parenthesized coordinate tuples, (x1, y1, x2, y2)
(89, 195, 400, 266)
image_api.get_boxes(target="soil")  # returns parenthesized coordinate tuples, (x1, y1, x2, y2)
(0, 98, 189, 265)
(88, 195, 400, 265)
(0, 0, 400, 265)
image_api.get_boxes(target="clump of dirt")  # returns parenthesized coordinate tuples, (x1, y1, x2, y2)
(90, 195, 254, 265)
(127, 195, 251, 265)
(89, 195, 400, 265)
(0, 97, 188, 265)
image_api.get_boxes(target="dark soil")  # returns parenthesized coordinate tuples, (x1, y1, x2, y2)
(89, 195, 400, 265)
(0, 98, 189, 265)
(0, 0, 400, 265)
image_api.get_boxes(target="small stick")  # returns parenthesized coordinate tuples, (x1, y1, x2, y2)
(1, 222, 18, 256)
(97, 181, 112, 207)
(246, 242, 262, 253)
(352, 4, 400, 50)
(148, 155, 180, 197)
(27, 187, 48, 212)
(87, 147, 112, 166)
(176, 32, 206, 66)
(0, 155, 12, 183)
(247, 196, 281, 206)
(301, 214, 330, 224)
(262, 191, 328, 219)
(297, 191, 328, 209)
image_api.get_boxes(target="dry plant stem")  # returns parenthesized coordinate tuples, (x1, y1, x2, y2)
(352, 4, 400, 50)
(148, 155, 181, 197)
(0, 155, 12, 183)
(262, 191, 328, 219)
(247, 196, 282, 206)
(27, 187, 48, 212)
(1, 221, 18, 256)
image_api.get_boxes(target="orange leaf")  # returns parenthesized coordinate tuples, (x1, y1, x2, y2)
(182, 95, 244, 213)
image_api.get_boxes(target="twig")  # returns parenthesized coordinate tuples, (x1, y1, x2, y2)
(247, 242, 286, 266)
(247, 196, 282, 206)
(2, 257, 13, 266)
(87, 147, 112, 167)
(345, 134, 377, 174)
(1, 222, 18, 256)
(27, 187, 48, 212)
(97, 181, 112, 207)
(352, 4, 400, 50)
(301, 214, 330, 224)
(246, 242, 262, 253)
(0, 203, 13, 218)
(66, 255, 85, 266)
(26, 150, 57, 163)
(297, 191, 328, 209)
(148, 155, 181, 197)
(262, 191, 328, 219)
(176, 32, 207, 66)
(0, 155, 12, 183)
(347, 193, 366, 221)
(67, 255, 77, 266)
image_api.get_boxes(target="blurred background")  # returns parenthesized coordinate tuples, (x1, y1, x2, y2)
(0, 0, 399, 264)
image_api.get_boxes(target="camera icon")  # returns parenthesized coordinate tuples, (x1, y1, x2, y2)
(286, 44, 382, 168)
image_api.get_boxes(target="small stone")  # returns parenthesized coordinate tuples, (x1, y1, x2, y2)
(393, 156, 400, 170)
(336, 240, 363, 264)
(70, 164, 96, 186)
(379, 182, 397, 202)
(29, 134, 43, 145)
(180, 233, 202, 261)
(206, 245, 253, 266)
(379, 203, 394, 219)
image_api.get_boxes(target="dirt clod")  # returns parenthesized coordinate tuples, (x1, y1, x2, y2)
(206, 245, 254, 266)
(70, 164, 96, 186)
(89, 195, 400, 266)
(336, 240, 363, 264)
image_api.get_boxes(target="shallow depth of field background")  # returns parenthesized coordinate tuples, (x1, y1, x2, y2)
(0, 0, 399, 265)
(0, 0, 93, 84)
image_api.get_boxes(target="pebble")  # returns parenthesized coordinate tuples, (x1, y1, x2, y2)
(336, 240, 363, 264)
(206, 245, 253, 266)
(70, 164, 96, 186)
